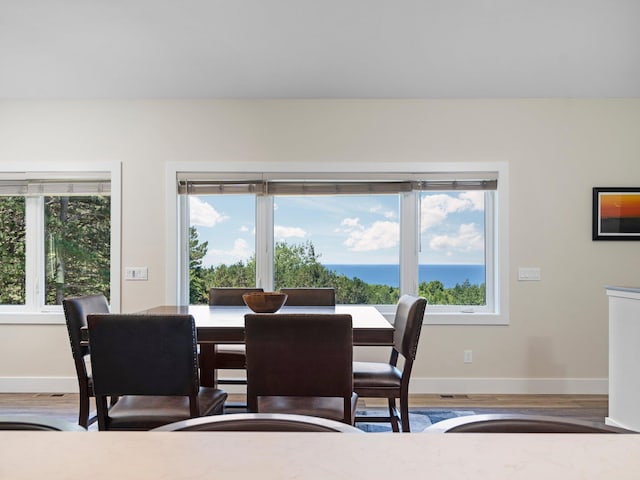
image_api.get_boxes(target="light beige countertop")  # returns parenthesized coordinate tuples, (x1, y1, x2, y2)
(1, 432, 639, 479)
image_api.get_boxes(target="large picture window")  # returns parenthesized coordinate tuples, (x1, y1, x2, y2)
(173, 163, 508, 324)
(0, 165, 120, 318)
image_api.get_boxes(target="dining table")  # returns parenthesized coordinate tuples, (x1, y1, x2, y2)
(137, 304, 395, 387)
(3, 431, 640, 480)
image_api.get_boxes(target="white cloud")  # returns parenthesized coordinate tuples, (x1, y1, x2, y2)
(189, 197, 228, 227)
(369, 205, 397, 219)
(274, 225, 306, 239)
(205, 238, 252, 265)
(420, 193, 483, 231)
(341, 217, 360, 228)
(239, 225, 249, 232)
(343, 220, 399, 252)
(429, 223, 484, 252)
(459, 191, 485, 210)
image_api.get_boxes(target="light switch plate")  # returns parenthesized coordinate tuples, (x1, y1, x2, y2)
(518, 267, 541, 281)
(125, 267, 148, 281)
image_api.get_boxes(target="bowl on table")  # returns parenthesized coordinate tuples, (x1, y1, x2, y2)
(242, 292, 288, 313)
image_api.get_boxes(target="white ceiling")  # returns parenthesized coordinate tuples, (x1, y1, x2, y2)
(1, 0, 639, 99)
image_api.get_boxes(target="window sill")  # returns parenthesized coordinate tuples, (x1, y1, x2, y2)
(373, 304, 508, 326)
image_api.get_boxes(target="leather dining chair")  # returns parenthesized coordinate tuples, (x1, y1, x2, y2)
(152, 413, 364, 432)
(87, 313, 227, 431)
(208, 287, 263, 407)
(208, 287, 263, 377)
(0, 415, 86, 431)
(245, 313, 357, 425)
(62, 294, 111, 428)
(422, 413, 634, 433)
(279, 287, 336, 306)
(209, 287, 264, 307)
(353, 294, 427, 432)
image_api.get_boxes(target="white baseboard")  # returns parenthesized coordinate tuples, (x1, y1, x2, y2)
(0, 377, 79, 393)
(0, 376, 608, 395)
(409, 377, 608, 395)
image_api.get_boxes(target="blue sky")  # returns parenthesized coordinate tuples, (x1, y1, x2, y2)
(190, 192, 485, 267)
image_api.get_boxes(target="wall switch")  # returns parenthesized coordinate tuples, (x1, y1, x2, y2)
(518, 267, 541, 281)
(464, 350, 473, 364)
(125, 267, 148, 281)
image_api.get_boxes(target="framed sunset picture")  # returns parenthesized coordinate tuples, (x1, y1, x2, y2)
(593, 187, 640, 240)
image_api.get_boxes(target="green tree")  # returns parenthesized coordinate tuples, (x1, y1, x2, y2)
(44, 196, 111, 304)
(189, 226, 209, 304)
(0, 197, 26, 304)
(189, 226, 257, 303)
(188, 236, 484, 306)
(274, 241, 333, 289)
(419, 280, 452, 304)
(450, 279, 485, 305)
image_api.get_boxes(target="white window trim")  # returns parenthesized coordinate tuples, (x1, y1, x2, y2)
(166, 161, 509, 325)
(0, 162, 122, 324)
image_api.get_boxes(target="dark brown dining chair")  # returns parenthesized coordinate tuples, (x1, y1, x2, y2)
(353, 294, 427, 432)
(208, 287, 263, 405)
(87, 313, 227, 431)
(422, 413, 635, 433)
(62, 294, 111, 428)
(245, 313, 357, 424)
(209, 287, 264, 306)
(152, 413, 364, 432)
(279, 287, 336, 306)
(0, 415, 86, 431)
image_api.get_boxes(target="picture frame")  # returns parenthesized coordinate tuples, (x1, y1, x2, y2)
(592, 187, 640, 240)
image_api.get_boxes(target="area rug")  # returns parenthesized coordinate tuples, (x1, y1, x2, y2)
(356, 408, 476, 432)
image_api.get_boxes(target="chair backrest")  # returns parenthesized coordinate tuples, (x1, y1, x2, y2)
(423, 413, 634, 433)
(152, 413, 364, 432)
(392, 294, 427, 361)
(279, 288, 336, 306)
(87, 314, 199, 397)
(62, 294, 110, 373)
(245, 313, 352, 411)
(209, 287, 264, 306)
(0, 416, 86, 431)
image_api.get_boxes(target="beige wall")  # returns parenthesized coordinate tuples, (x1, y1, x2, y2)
(1, 99, 639, 393)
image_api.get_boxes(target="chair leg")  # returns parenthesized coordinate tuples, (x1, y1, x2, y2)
(78, 388, 89, 428)
(400, 394, 410, 432)
(95, 395, 109, 431)
(388, 398, 400, 432)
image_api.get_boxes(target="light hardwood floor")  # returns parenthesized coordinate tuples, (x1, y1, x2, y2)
(0, 393, 610, 424)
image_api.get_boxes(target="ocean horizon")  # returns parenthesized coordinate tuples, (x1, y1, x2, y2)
(324, 264, 485, 289)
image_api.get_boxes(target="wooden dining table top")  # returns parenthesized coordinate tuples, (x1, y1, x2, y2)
(139, 304, 395, 346)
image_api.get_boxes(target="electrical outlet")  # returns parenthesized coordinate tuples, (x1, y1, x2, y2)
(464, 350, 473, 363)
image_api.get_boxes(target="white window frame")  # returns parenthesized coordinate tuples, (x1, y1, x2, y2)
(0, 162, 122, 324)
(167, 161, 509, 325)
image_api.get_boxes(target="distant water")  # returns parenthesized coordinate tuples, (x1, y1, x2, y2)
(324, 264, 485, 289)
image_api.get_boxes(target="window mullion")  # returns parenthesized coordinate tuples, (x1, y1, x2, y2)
(24, 196, 43, 310)
(177, 195, 190, 305)
(484, 191, 496, 312)
(255, 195, 273, 291)
(399, 191, 419, 296)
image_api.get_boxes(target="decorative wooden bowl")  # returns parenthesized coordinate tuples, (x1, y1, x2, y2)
(242, 292, 288, 313)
